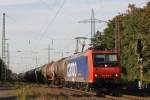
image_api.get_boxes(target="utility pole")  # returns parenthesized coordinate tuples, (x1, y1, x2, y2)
(6, 43, 10, 70)
(35, 56, 38, 67)
(79, 8, 107, 42)
(115, 17, 120, 55)
(51, 39, 54, 61)
(1, 13, 6, 81)
(61, 52, 63, 57)
(91, 8, 95, 37)
(48, 44, 50, 63)
(139, 58, 144, 89)
(115, 18, 118, 50)
(47, 40, 54, 63)
(6, 43, 9, 80)
(115, 17, 121, 56)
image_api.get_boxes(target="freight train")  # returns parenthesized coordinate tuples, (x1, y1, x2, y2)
(20, 46, 121, 91)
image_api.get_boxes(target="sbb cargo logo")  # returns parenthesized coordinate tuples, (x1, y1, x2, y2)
(67, 62, 77, 77)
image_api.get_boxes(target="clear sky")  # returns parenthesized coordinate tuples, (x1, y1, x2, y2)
(0, 0, 148, 73)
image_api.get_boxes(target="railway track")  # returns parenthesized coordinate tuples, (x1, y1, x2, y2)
(62, 87, 149, 100)
(18, 83, 149, 100)
(122, 94, 149, 100)
(63, 87, 96, 96)
(60, 87, 110, 100)
(105, 94, 150, 100)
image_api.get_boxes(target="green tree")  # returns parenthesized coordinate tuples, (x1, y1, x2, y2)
(91, 30, 106, 47)
(92, 2, 150, 82)
(0, 58, 6, 80)
(141, 2, 150, 82)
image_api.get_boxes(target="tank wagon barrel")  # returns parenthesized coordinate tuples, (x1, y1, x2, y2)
(24, 69, 37, 82)
(51, 58, 66, 84)
(43, 61, 55, 83)
(19, 61, 55, 83)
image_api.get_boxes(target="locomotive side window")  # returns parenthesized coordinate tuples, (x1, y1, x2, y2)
(105, 55, 117, 62)
(93, 54, 118, 67)
(94, 55, 105, 62)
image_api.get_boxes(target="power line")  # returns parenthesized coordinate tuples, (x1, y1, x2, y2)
(35, 0, 80, 55)
(39, 0, 51, 7)
(79, 9, 108, 42)
(31, 0, 67, 62)
(41, 0, 66, 37)
(35, 0, 66, 49)
(39, 0, 59, 8)
(5, 14, 17, 23)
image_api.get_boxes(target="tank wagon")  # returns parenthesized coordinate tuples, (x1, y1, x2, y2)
(35, 67, 45, 83)
(51, 58, 66, 85)
(41, 61, 55, 83)
(24, 69, 37, 82)
(22, 65, 51, 83)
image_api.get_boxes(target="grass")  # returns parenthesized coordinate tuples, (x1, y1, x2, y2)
(15, 84, 70, 100)
(0, 82, 88, 100)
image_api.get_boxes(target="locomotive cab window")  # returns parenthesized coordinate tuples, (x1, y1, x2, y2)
(93, 54, 118, 67)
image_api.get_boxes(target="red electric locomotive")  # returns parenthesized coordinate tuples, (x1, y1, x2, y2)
(85, 47, 121, 89)
(63, 46, 121, 90)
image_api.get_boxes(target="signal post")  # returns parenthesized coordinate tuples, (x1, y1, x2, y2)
(136, 39, 144, 89)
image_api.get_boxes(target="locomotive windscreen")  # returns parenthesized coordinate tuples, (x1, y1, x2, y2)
(93, 54, 118, 67)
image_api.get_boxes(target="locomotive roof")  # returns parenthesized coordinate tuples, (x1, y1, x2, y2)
(66, 52, 85, 60)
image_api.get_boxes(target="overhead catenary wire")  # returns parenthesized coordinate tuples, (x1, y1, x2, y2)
(40, 0, 66, 38)
(39, 0, 51, 8)
(36, 0, 60, 37)
(5, 14, 17, 24)
(22, 0, 67, 65)
(38, 0, 58, 42)
(34, 0, 66, 48)
(39, 0, 59, 8)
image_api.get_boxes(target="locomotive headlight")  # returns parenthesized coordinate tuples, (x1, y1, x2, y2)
(115, 74, 118, 77)
(105, 64, 108, 67)
(94, 74, 98, 78)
